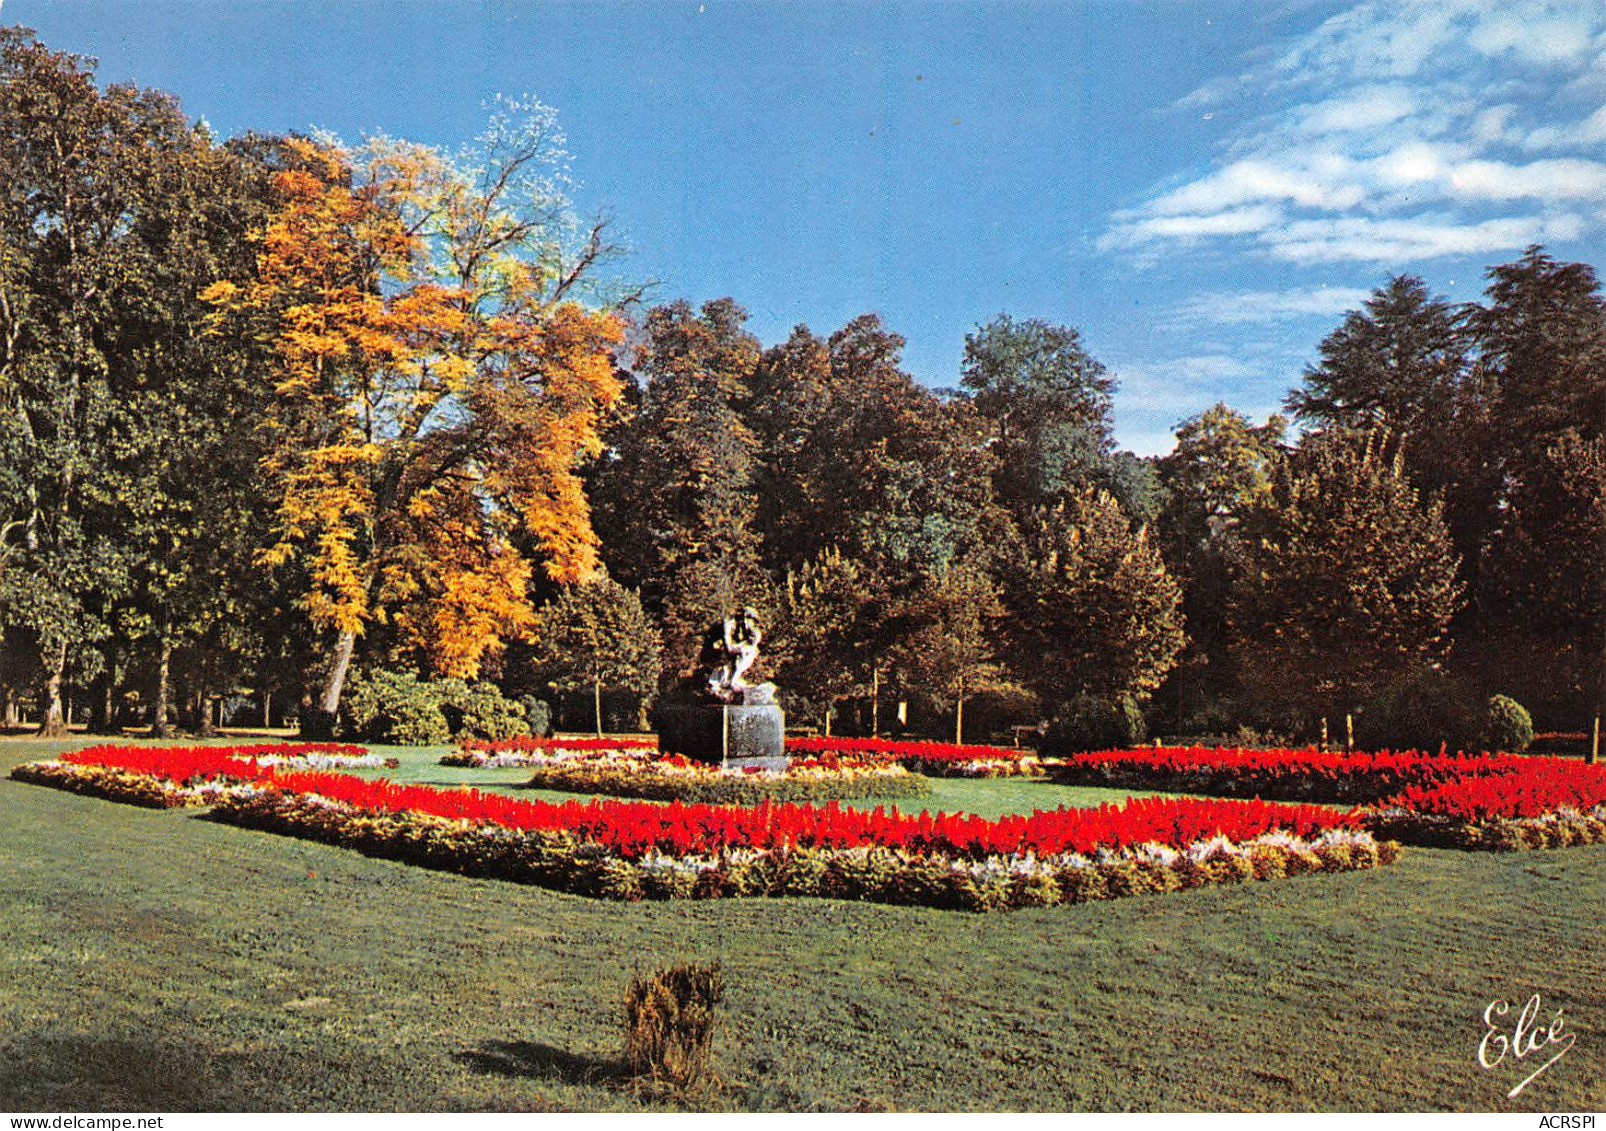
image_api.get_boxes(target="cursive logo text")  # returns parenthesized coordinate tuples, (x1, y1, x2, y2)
(1478, 994, 1577, 1098)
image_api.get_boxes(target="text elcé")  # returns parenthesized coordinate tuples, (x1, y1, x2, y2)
(1478, 994, 1578, 1099)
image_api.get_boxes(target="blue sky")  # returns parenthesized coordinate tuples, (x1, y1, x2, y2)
(10, 0, 1606, 454)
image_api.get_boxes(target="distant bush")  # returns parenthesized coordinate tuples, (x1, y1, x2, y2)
(439, 679, 530, 742)
(1180, 698, 1236, 738)
(1229, 724, 1295, 751)
(339, 670, 528, 745)
(1483, 694, 1533, 754)
(1355, 670, 1483, 753)
(518, 695, 553, 738)
(1040, 693, 1147, 755)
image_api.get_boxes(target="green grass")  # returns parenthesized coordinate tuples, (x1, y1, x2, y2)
(2, 735, 1603, 1112)
(363, 744, 1178, 815)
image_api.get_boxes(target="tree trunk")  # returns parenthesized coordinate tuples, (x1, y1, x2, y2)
(89, 644, 117, 734)
(824, 706, 832, 738)
(262, 689, 272, 730)
(593, 676, 603, 738)
(870, 666, 879, 738)
(37, 640, 68, 737)
(3, 686, 18, 729)
(192, 669, 218, 736)
(306, 627, 356, 739)
(151, 637, 174, 738)
(955, 673, 966, 746)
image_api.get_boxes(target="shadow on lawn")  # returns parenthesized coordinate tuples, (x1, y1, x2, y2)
(454, 1039, 627, 1086)
(2, 1031, 223, 1109)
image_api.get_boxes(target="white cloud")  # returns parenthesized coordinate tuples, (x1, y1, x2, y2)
(1165, 286, 1374, 328)
(1146, 155, 1365, 216)
(1275, 3, 1461, 81)
(1127, 205, 1283, 240)
(1523, 103, 1606, 149)
(1105, 0, 1606, 265)
(1264, 213, 1583, 263)
(1118, 428, 1186, 459)
(1449, 157, 1606, 200)
(1295, 85, 1418, 134)
(1467, 11, 1597, 65)
(1117, 354, 1261, 413)
(1371, 142, 1456, 186)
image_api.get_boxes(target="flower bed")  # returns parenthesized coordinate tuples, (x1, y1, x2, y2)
(522, 750, 933, 804)
(5, 741, 394, 807)
(787, 737, 1048, 778)
(444, 735, 657, 768)
(211, 778, 1393, 910)
(1050, 745, 1606, 853)
(1366, 760, 1606, 850)
(1048, 745, 1499, 803)
(9, 744, 285, 807)
(11, 743, 1397, 911)
(449, 734, 1048, 778)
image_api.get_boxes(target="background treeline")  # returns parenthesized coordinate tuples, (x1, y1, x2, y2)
(1, 29, 1601, 747)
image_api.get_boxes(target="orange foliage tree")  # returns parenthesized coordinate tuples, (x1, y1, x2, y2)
(206, 102, 631, 730)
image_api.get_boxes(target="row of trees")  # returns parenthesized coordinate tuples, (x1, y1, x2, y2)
(1, 27, 1601, 741)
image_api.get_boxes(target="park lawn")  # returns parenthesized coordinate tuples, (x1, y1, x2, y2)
(1, 736, 1603, 1112)
(361, 744, 1181, 816)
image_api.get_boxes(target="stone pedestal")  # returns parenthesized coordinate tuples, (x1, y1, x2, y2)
(655, 703, 788, 771)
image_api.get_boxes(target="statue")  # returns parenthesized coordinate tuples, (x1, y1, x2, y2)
(697, 607, 776, 705)
(653, 606, 786, 768)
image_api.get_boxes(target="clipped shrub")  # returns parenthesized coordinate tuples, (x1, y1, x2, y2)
(340, 670, 528, 745)
(1354, 669, 1482, 754)
(339, 670, 451, 746)
(439, 679, 529, 741)
(623, 961, 724, 1095)
(1040, 693, 1148, 756)
(1483, 694, 1533, 754)
(519, 696, 553, 738)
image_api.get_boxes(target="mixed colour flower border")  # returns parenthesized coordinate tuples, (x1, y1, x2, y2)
(1049, 745, 1606, 852)
(9, 742, 1397, 911)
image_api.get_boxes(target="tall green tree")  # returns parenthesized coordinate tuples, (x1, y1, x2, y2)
(769, 546, 881, 733)
(1287, 275, 1491, 581)
(0, 29, 197, 733)
(746, 314, 1006, 580)
(592, 297, 767, 672)
(530, 573, 661, 736)
(1478, 432, 1604, 721)
(886, 563, 1007, 745)
(1154, 404, 1286, 727)
(1004, 486, 1184, 709)
(960, 314, 1116, 514)
(1472, 247, 1606, 450)
(1227, 430, 1463, 730)
(1465, 247, 1606, 719)
(1287, 276, 1472, 435)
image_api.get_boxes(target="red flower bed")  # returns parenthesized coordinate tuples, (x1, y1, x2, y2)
(1050, 745, 1500, 802)
(243, 768, 1357, 860)
(59, 742, 358, 787)
(1381, 759, 1606, 821)
(47, 741, 1354, 859)
(1055, 744, 1606, 852)
(15, 742, 1399, 909)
